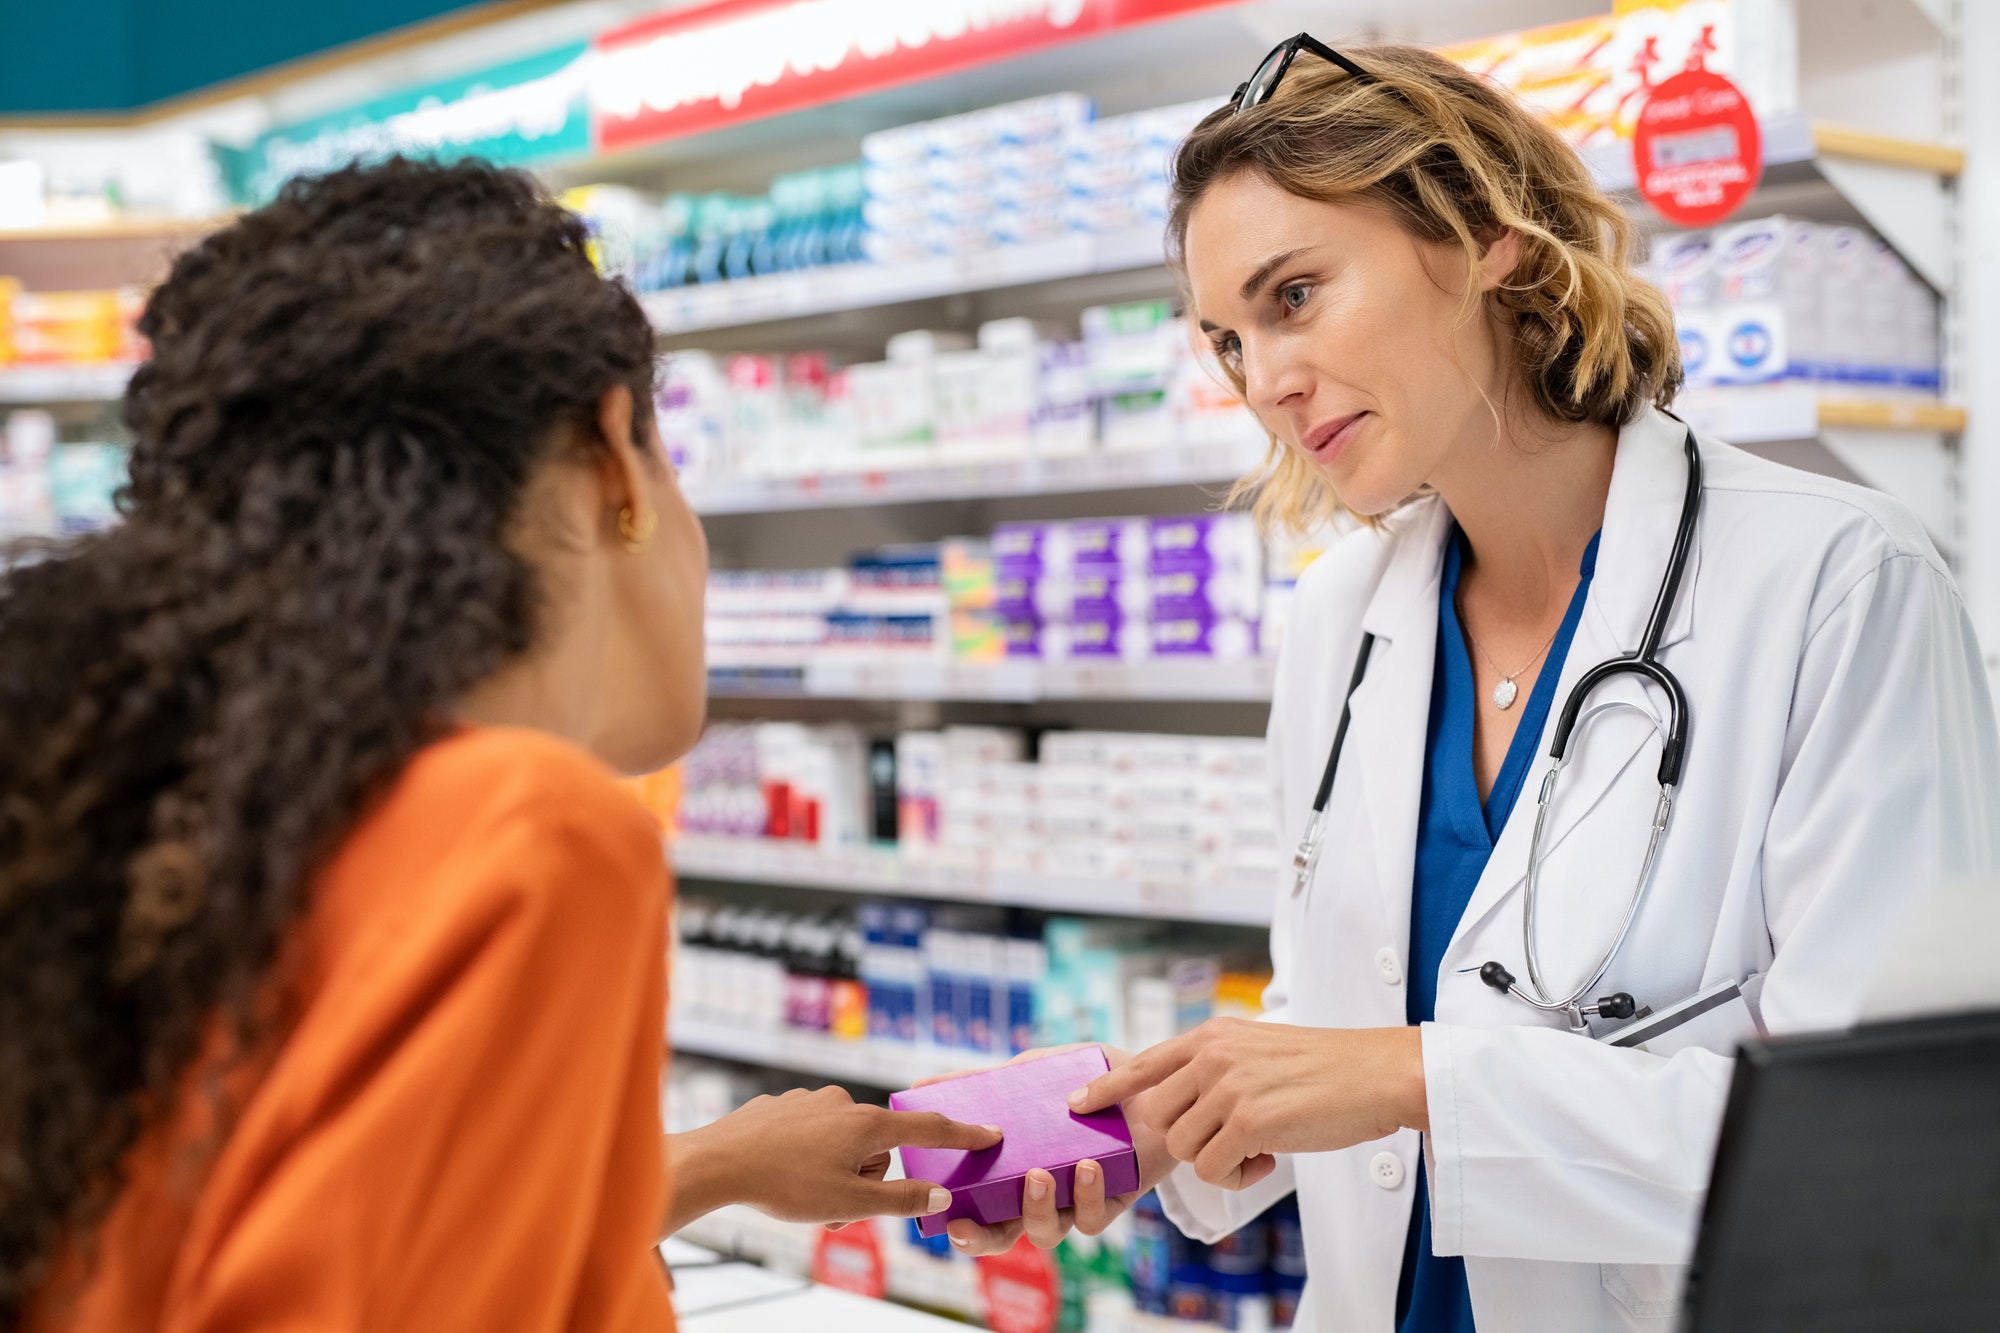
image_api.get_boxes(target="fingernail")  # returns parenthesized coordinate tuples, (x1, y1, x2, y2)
(950, 1234, 970, 1248)
(1067, 1089, 1086, 1109)
(1078, 1160, 1098, 1186)
(982, 1125, 1004, 1136)
(1027, 1172, 1049, 1202)
(926, 1187, 952, 1215)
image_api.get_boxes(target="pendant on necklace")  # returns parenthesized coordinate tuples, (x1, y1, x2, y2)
(1492, 678, 1518, 710)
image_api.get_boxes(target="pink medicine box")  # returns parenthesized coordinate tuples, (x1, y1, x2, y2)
(891, 1045, 1140, 1238)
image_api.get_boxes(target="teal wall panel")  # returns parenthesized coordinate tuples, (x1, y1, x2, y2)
(0, 0, 488, 114)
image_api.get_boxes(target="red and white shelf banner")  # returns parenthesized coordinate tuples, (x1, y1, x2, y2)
(589, 0, 1239, 151)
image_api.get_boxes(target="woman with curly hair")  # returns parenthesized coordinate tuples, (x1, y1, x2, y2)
(1, 158, 995, 1332)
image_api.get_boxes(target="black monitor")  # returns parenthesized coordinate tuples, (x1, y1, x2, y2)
(1682, 1007, 2000, 1331)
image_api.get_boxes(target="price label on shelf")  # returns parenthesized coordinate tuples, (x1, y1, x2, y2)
(1632, 68, 1763, 227)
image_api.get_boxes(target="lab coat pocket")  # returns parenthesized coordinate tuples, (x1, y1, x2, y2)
(1599, 1262, 1687, 1320)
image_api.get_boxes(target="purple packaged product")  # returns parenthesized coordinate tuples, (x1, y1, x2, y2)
(890, 1045, 1140, 1237)
(1068, 517, 1148, 569)
(995, 569, 1040, 619)
(1004, 616, 1046, 658)
(1070, 610, 1147, 661)
(993, 521, 1061, 571)
(1150, 567, 1262, 620)
(1071, 567, 1150, 620)
(1151, 607, 1258, 660)
(1150, 513, 1260, 572)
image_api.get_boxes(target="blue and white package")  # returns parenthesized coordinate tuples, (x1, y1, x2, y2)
(1005, 937, 1044, 1055)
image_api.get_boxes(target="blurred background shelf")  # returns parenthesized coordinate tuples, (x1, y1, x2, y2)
(669, 1015, 971, 1087)
(671, 833, 1276, 926)
(0, 362, 134, 403)
(644, 225, 1168, 338)
(684, 437, 1263, 517)
(707, 657, 1277, 704)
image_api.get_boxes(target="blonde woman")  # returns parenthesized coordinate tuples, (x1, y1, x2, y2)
(947, 38, 2000, 1332)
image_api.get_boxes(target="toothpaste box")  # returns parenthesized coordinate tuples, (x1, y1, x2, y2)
(1650, 229, 1716, 310)
(1070, 608, 1149, 661)
(1151, 607, 1258, 660)
(1070, 516, 1150, 570)
(1151, 566, 1264, 621)
(891, 1045, 1139, 1238)
(1072, 566, 1152, 620)
(993, 520, 1072, 575)
(1149, 513, 1262, 574)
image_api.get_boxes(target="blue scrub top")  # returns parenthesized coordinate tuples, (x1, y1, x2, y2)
(1395, 525, 1601, 1333)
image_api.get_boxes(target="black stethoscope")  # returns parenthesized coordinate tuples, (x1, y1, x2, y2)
(1290, 429, 1702, 1033)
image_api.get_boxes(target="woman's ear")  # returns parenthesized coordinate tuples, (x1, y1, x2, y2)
(593, 384, 647, 532)
(1476, 228, 1521, 292)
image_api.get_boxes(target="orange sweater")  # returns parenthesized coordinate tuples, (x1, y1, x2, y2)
(30, 727, 676, 1333)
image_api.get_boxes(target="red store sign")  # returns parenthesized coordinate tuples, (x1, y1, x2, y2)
(1631, 67, 1763, 227)
(590, 0, 1239, 151)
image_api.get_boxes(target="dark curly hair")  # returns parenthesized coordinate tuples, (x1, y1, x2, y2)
(0, 157, 658, 1319)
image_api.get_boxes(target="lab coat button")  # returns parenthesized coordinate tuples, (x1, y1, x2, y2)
(1374, 947, 1403, 985)
(1370, 1152, 1406, 1190)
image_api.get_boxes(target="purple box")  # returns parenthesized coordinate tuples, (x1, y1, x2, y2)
(1069, 517, 1149, 570)
(993, 521, 1065, 573)
(1070, 609, 1148, 661)
(1072, 567, 1150, 620)
(1151, 607, 1259, 660)
(890, 1045, 1140, 1237)
(1149, 513, 1262, 575)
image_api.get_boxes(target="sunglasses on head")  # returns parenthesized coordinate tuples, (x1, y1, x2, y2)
(1232, 33, 1373, 114)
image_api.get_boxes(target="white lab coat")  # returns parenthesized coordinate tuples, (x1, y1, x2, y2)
(1157, 404, 2000, 1331)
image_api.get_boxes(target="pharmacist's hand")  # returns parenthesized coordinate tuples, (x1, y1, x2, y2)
(1068, 1019, 1428, 1190)
(663, 1085, 1001, 1234)
(943, 1045, 1178, 1257)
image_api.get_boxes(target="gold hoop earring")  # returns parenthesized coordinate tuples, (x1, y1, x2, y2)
(617, 506, 657, 553)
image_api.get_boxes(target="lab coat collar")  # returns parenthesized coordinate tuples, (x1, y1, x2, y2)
(1586, 404, 1702, 654)
(1350, 496, 1453, 945)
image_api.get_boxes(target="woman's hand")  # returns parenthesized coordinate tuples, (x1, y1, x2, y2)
(941, 1045, 1179, 1257)
(662, 1085, 1001, 1235)
(1067, 1020, 1428, 1190)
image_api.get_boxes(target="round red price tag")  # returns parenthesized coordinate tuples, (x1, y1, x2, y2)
(1631, 69, 1763, 227)
(976, 1237, 1060, 1333)
(811, 1219, 886, 1299)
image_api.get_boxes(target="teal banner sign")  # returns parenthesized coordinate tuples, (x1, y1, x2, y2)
(224, 41, 592, 204)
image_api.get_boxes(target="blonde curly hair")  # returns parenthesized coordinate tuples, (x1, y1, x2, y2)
(1170, 42, 1682, 534)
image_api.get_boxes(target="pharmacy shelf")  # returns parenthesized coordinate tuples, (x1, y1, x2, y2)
(0, 362, 134, 403)
(685, 382, 1963, 520)
(671, 1015, 971, 1087)
(643, 116, 1963, 345)
(1588, 114, 1963, 291)
(641, 225, 1167, 337)
(1676, 383, 1966, 444)
(708, 655, 1277, 704)
(670, 833, 1276, 926)
(685, 435, 1264, 516)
